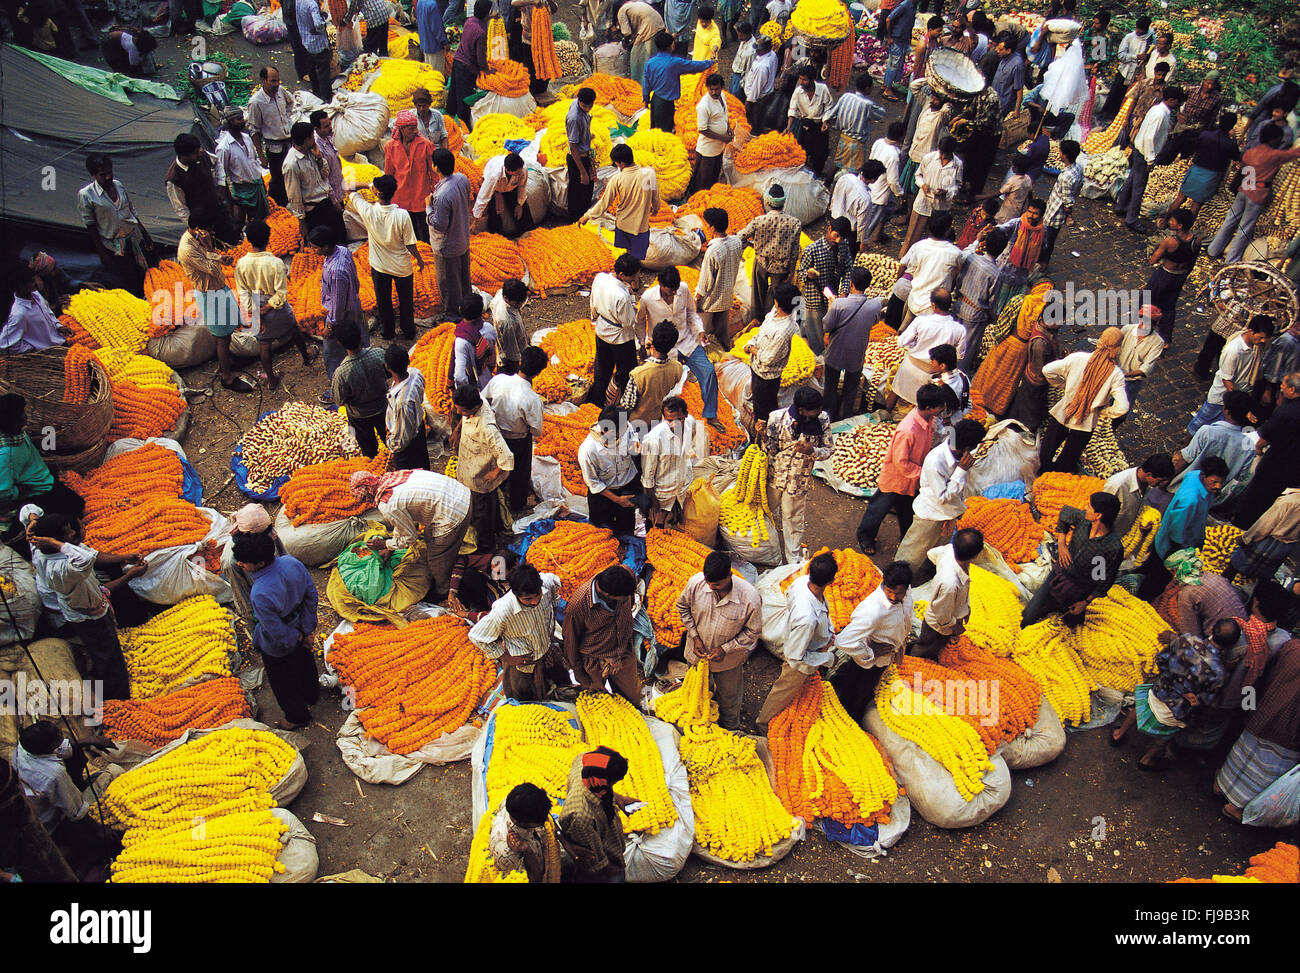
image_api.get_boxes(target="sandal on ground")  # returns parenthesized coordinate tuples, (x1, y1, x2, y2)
(265, 373, 282, 391)
(1220, 803, 1242, 822)
(274, 719, 308, 731)
(221, 375, 255, 393)
(1137, 753, 1170, 771)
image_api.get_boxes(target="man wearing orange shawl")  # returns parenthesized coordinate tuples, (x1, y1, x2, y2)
(1039, 326, 1130, 473)
(992, 199, 1048, 315)
(970, 281, 1052, 417)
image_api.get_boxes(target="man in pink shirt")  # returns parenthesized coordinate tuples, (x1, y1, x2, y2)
(855, 383, 946, 554)
(384, 110, 437, 244)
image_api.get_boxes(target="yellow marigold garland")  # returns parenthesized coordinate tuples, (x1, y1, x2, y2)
(625, 128, 692, 201)
(1121, 506, 1162, 564)
(466, 112, 537, 160)
(66, 289, 152, 353)
(575, 691, 678, 835)
(653, 660, 720, 729)
(789, 0, 853, 39)
(1065, 586, 1171, 691)
(718, 444, 773, 545)
(728, 324, 816, 386)
(1199, 524, 1243, 574)
(964, 565, 1024, 658)
(1012, 620, 1097, 726)
(120, 595, 236, 700)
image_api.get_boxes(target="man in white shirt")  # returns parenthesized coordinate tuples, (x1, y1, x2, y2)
(786, 65, 836, 177)
(887, 286, 965, 409)
(913, 528, 984, 656)
(11, 720, 118, 834)
(830, 167, 874, 254)
(1, 265, 67, 354)
(641, 396, 704, 526)
(468, 564, 562, 701)
(745, 282, 800, 427)
(743, 35, 778, 135)
(384, 344, 430, 470)
(584, 253, 644, 408)
(755, 551, 838, 732)
(689, 72, 733, 195)
(1143, 31, 1177, 82)
(894, 418, 984, 573)
(633, 266, 723, 429)
(577, 405, 648, 533)
(245, 66, 295, 206)
(1188, 314, 1273, 436)
(345, 174, 425, 340)
(830, 560, 914, 717)
(1115, 86, 1185, 232)
(1097, 15, 1153, 125)
(1104, 454, 1175, 541)
(865, 122, 906, 245)
(899, 136, 963, 260)
(488, 279, 529, 371)
(484, 346, 547, 513)
(897, 210, 962, 327)
(472, 153, 533, 238)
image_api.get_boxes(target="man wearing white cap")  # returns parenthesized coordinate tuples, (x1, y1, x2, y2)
(220, 503, 284, 629)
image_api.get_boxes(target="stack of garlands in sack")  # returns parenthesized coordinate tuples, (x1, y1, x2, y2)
(328, 615, 497, 754)
(678, 184, 764, 230)
(957, 497, 1044, 571)
(102, 677, 249, 748)
(479, 59, 531, 97)
(535, 403, 602, 495)
(367, 58, 446, 112)
(577, 691, 677, 834)
(567, 73, 645, 117)
(718, 444, 774, 546)
(779, 547, 882, 628)
(119, 595, 237, 699)
(532, 319, 596, 403)
(1029, 471, 1105, 531)
(524, 520, 620, 601)
(727, 325, 816, 385)
(732, 132, 806, 173)
(102, 727, 297, 882)
(962, 566, 1022, 659)
(644, 530, 733, 648)
(61, 443, 209, 557)
(279, 454, 389, 526)
(409, 322, 457, 416)
(239, 402, 359, 493)
(517, 225, 616, 294)
(678, 381, 747, 454)
(770, 676, 900, 824)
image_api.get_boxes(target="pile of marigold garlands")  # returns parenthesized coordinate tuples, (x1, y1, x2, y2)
(102, 676, 250, 748)
(524, 519, 620, 602)
(535, 403, 602, 496)
(958, 497, 1045, 571)
(533, 318, 596, 403)
(644, 530, 732, 648)
(328, 615, 497, 754)
(279, 453, 388, 526)
(102, 727, 297, 882)
(518, 225, 615, 294)
(409, 322, 458, 416)
(1173, 843, 1298, 884)
(732, 131, 806, 174)
(576, 691, 677, 834)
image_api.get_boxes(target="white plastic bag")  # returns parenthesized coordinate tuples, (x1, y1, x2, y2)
(146, 325, 217, 370)
(0, 542, 40, 644)
(1241, 763, 1300, 828)
(327, 90, 392, 157)
(128, 507, 233, 606)
(637, 228, 703, 270)
(547, 163, 615, 218)
(289, 90, 326, 125)
(472, 92, 538, 127)
(756, 561, 804, 656)
(524, 163, 551, 226)
(998, 698, 1067, 769)
(728, 163, 805, 195)
(965, 418, 1040, 496)
(274, 508, 376, 568)
(779, 170, 832, 225)
(623, 716, 695, 883)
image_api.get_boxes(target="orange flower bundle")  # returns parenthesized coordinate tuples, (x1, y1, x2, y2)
(534, 319, 596, 403)
(577, 73, 645, 117)
(143, 261, 200, 334)
(62, 442, 182, 517)
(938, 637, 1043, 746)
(767, 676, 898, 826)
(101, 676, 251, 748)
(456, 153, 485, 196)
(529, 5, 561, 80)
(280, 453, 389, 526)
(958, 497, 1044, 571)
(108, 380, 185, 441)
(445, 113, 468, 154)
(1173, 842, 1299, 884)
(645, 529, 719, 647)
(517, 225, 615, 294)
(265, 203, 302, 256)
(479, 59, 530, 97)
(525, 519, 620, 601)
(329, 615, 498, 754)
(469, 232, 526, 294)
(679, 381, 745, 454)
(1030, 472, 1105, 531)
(869, 321, 897, 343)
(673, 74, 747, 163)
(677, 184, 764, 231)
(286, 249, 329, 337)
(81, 495, 210, 557)
(732, 132, 806, 174)
(62, 345, 97, 405)
(59, 313, 101, 349)
(409, 322, 456, 415)
(779, 547, 882, 628)
(535, 403, 601, 495)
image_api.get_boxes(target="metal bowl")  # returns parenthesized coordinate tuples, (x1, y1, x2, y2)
(926, 48, 986, 100)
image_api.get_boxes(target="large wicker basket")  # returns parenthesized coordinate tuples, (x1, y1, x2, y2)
(0, 346, 113, 453)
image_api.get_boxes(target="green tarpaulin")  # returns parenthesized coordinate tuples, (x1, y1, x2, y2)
(9, 45, 181, 107)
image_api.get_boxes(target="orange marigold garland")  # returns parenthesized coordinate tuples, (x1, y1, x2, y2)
(108, 380, 186, 441)
(535, 403, 601, 495)
(445, 113, 468, 153)
(679, 380, 746, 454)
(101, 677, 251, 748)
(409, 322, 456, 416)
(469, 232, 527, 294)
(533, 318, 596, 403)
(958, 497, 1045, 572)
(63, 442, 182, 513)
(529, 5, 562, 80)
(1030, 472, 1105, 531)
(456, 153, 485, 196)
(61, 345, 97, 405)
(143, 261, 201, 334)
(732, 131, 806, 173)
(517, 225, 615, 294)
(779, 547, 883, 628)
(479, 58, 530, 97)
(524, 519, 620, 602)
(329, 615, 498, 754)
(264, 202, 302, 256)
(644, 529, 729, 647)
(59, 313, 101, 349)
(574, 72, 645, 117)
(80, 495, 210, 557)
(280, 453, 389, 526)
(677, 184, 765, 230)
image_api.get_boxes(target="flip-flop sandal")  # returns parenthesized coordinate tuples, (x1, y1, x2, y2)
(1137, 754, 1169, 771)
(221, 376, 256, 393)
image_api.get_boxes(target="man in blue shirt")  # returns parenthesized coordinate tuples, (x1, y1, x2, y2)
(642, 31, 715, 133)
(417, 0, 449, 74)
(234, 531, 321, 730)
(296, 0, 334, 102)
(1136, 455, 1229, 601)
(567, 88, 598, 220)
(992, 32, 1026, 116)
(881, 0, 916, 100)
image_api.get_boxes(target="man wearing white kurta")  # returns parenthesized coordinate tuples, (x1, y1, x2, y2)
(755, 553, 838, 732)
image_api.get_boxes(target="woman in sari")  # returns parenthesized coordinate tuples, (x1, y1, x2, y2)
(970, 280, 1053, 418)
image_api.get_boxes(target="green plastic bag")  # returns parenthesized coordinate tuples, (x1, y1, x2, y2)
(337, 540, 410, 604)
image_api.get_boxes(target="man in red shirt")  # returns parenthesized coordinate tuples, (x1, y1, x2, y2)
(855, 383, 946, 554)
(384, 109, 437, 244)
(1208, 124, 1300, 264)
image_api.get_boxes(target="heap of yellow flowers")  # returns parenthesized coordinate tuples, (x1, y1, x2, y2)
(728, 325, 816, 386)
(517, 224, 616, 293)
(645, 530, 723, 648)
(524, 519, 620, 602)
(1030, 472, 1105, 531)
(465, 703, 586, 882)
(1121, 506, 1162, 565)
(625, 128, 692, 201)
(534, 318, 596, 402)
(91, 347, 174, 390)
(1057, 586, 1171, 691)
(576, 691, 678, 834)
(367, 58, 445, 112)
(120, 596, 236, 700)
(770, 676, 899, 823)
(876, 667, 993, 801)
(1199, 524, 1243, 574)
(341, 161, 384, 203)
(103, 727, 297, 882)
(66, 289, 152, 353)
(963, 566, 1023, 658)
(328, 615, 497, 755)
(790, 0, 853, 39)
(718, 445, 774, 546)
(654, 660, 720, 729)
(531, 98, 619, 164)
(758, 19, 788, 46)
(780, 547, 883, 628)
(465, 112, 535, 160)
(733, 131, 806, 174)
(1012, 620, 1097, 726)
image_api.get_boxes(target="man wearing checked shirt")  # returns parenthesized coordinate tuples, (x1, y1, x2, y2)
(642, 30, 715, 134)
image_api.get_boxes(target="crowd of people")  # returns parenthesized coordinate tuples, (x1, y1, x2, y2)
(3, 0, 1300, 883)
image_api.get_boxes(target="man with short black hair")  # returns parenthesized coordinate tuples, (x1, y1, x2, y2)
(385, 343, 430, 470)
(623, 318, 685, 428)
(471, 564, 561, 701)
(1116, 86, 1185, 233)
(913, 527, 984, 657)
(676, 551, 762, 730)
(787, 66, 835, 177)
(895, 418, 983, 573)
(295, 0, 334, 101)
(166, 132, 237, 245)
(641, 395, 704, 527)
(643, 31, 715, 133)
(690, 73, 733, 195)
(1104, 453, 1174, 540)
(488, 782, 558, 882)
(234, 219, 317, 390)
(346, 173, 425, 340)
(586, 253, 644, 407)
(822, 265, 881, 420)
(1137, 456, 1230, 599)
(746, 282, 800, 424)
(579, 406, 648, 534)
(581, 143, 661, 259)
(310, 110, 345, 209)
(311, 226, 367, 396)
(428, 148, 473, 323)
(489, 278, 531, 373)
(756, 551, 838, 732)
(796, 218, 851, 355)
(831, 74, 887, 174)
(178, 210, 250, 392)
(567, 88, 599, 220)
(563, 565, 641, 703)
(1021, 492, 1124, 629)
(743, 35, 778, 135)
(283, 121, 345, 244)
(246, 67, 295, 206)
(831, 560, 914, 717)
(452, 384, 514, 552)
(331, 322, 389, 457)
(695, 207, 743, 351)
(484, 345, 547, 512)
(473, 152, 534, 238)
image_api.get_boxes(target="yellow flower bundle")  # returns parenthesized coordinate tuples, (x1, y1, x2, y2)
(575, 691, 678, 834)
(410, 322, 457, 415)
(875, 666, 993, 801)
(66, 289, 152, 352)
(102, 676, 251, 748)
(673, 74, 748, 162)
(718, 444, 773, 545)
(534, 100, 617, 166)
(790, 0, 853, 39)
(963, 565, 1023, 658)
(112, 807, 288, 883)
(569, 72, 645, 117)
(758, 19, 794, 45)
(1060, 586, 1171, 691)
(644, 530, 730, 648)
(92, 347, 174, 389)
(479, 58, 530, 97)
(902, 647, 1038, 754)
(1199, 524, 1243, 574)
(108, 380, 185, 441)
(525, 519, 620, 602)
(341, 161, 384, 203)
(1083, 95, 1133, 154)
(517, 225, 616, 294)
(680, 721, 796, 861)
(466, 112, 536, 160)
(469, 232, 527, 294)
(61, 344, 97, 404)
(679, 380, 746, 454)
(780, 547, 883, 629)
(1121, 506, 1162, 564)
(328, 615, 498, 754)
(143, 261, 201, 334)
(455, 153, 485, 196)
(729, 325, 816, 386)
(120, 595, 236, 700)
(958, 497, 1044, 571)
(678, 184, 765, 231)
(625, 128, 692, 201)
(367, 58, 446, 112)
(1030, 471, 1105, 531)
(769, 676, 899, 824)
(532, 318, 596, 403)
(1012, 620, 1096, 726)
(733, 131, 806, 174)
(653, 660, 720, 729)
(280, 453, 389, 526)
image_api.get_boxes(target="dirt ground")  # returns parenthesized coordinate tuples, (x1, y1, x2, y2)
(77, 17, 1291, 882)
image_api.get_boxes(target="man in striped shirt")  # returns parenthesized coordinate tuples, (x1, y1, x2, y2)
(830, 74, 887, 174)
(469, 564, 561, 700)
